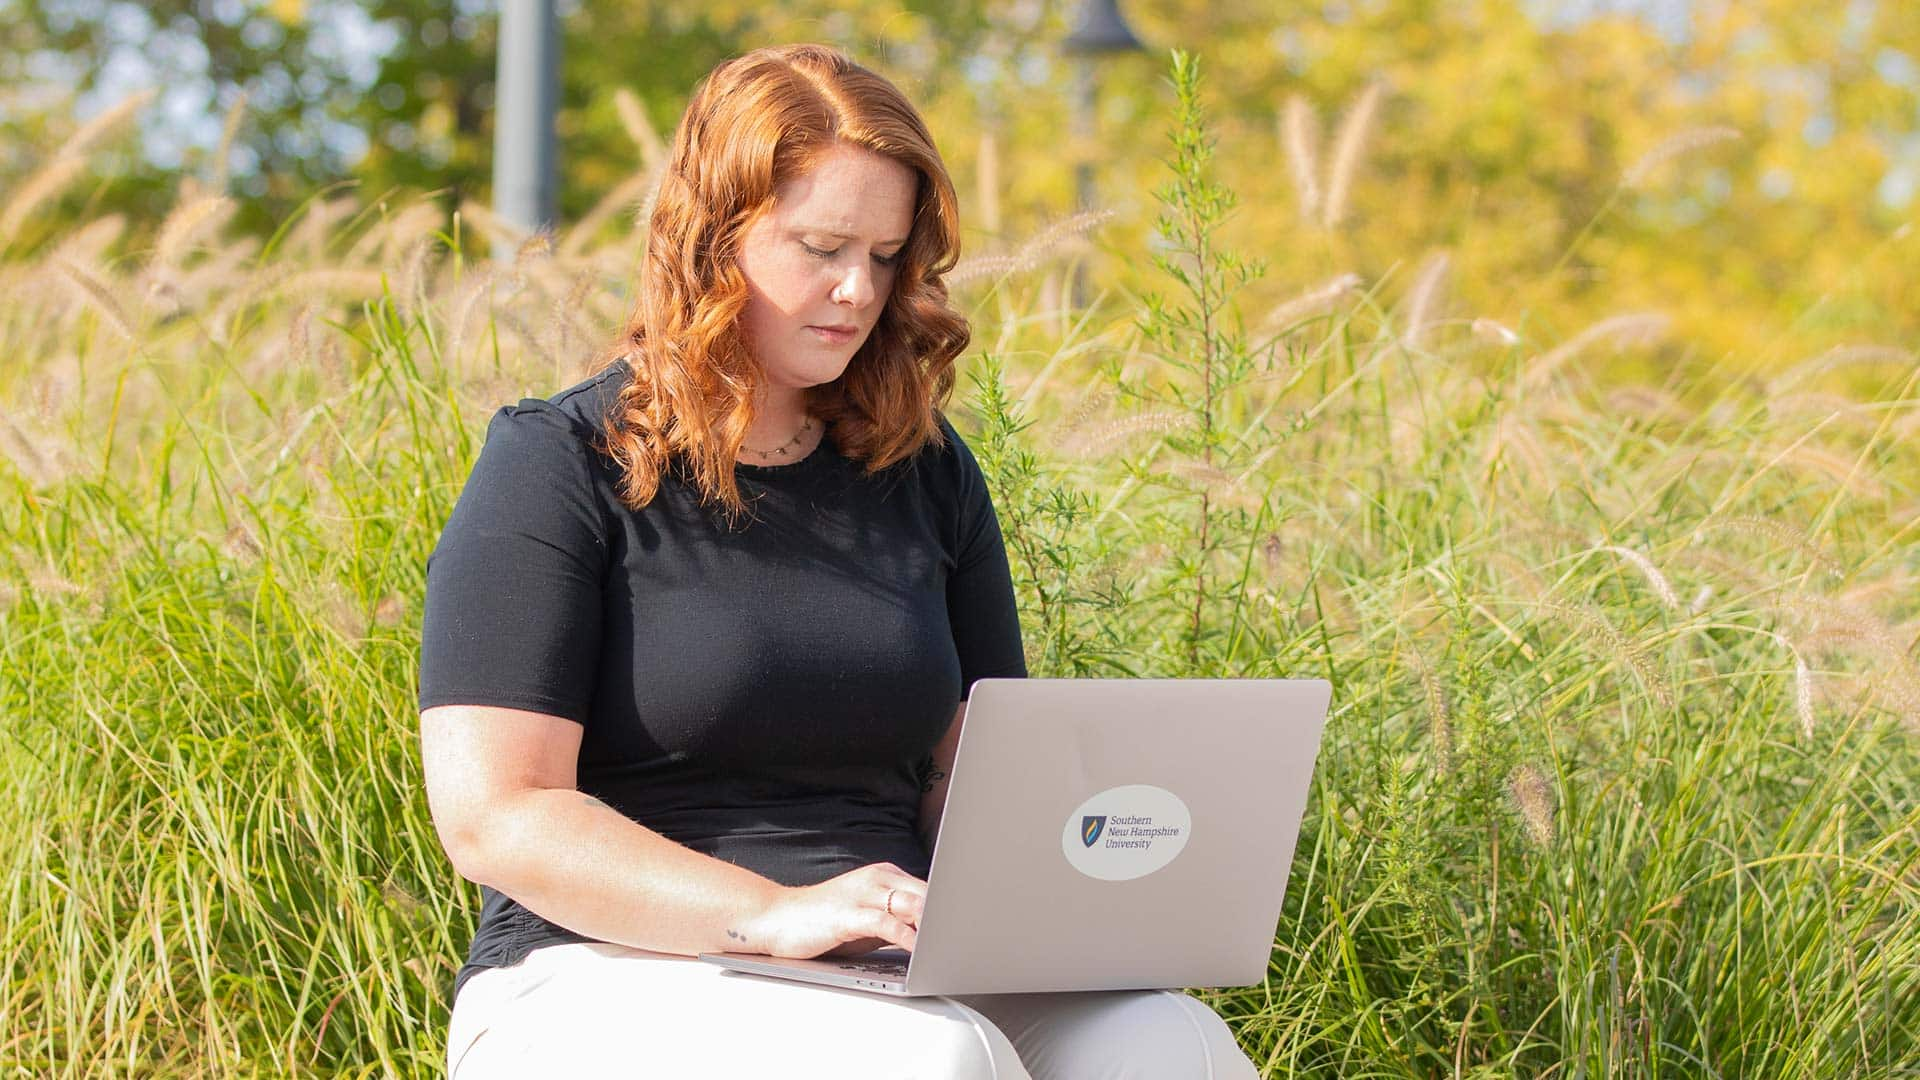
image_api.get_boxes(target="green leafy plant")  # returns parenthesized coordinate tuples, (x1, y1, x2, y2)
(1116, 49, 1310, 672)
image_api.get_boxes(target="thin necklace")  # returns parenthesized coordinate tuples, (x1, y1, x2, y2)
(742, 416, 815, 459)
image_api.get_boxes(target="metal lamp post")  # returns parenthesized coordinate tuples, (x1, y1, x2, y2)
(492, 0, 561, 262)
(1062, 0, 1145, 307)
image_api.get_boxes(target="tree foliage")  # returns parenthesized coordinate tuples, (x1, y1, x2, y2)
(2, 0, 1915, 369)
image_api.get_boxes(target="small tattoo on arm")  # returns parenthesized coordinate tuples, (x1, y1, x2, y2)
(726, 928, 746, 943)
(919, 768, 947, 794)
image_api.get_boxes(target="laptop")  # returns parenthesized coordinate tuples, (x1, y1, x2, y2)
(699, 677, 1332, 996)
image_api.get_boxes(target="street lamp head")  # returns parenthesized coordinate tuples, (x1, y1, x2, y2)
(1062, 0, 1146, 54)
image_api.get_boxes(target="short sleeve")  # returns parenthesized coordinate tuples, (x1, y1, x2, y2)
(418, 401, 608, 724)
(940, 420, 1028, 697)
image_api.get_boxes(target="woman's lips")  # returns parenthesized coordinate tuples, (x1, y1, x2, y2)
(808, 325, 857, 344)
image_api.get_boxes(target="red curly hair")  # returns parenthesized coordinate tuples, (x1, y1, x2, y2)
(590, 43, 970, 518)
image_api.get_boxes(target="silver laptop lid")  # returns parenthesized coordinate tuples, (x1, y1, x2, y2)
(905, 677, 1332, 996)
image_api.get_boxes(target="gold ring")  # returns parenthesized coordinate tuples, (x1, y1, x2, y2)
(885, 888, 897, 917)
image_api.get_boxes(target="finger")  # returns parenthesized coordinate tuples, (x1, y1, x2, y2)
(877, 883, 927, 927)
(876, 882, 929, 928)
(861, 908, 917, 952)
(897, 889, 926, 927)
(822, 935, 890, 958)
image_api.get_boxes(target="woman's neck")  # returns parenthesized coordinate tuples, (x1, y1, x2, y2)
(739, 387, 821, 462)
(748, 385, 810, 438)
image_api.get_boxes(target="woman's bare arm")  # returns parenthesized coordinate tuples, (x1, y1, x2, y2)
(421, 704, 924, 957)
(916, 701, 966, 851)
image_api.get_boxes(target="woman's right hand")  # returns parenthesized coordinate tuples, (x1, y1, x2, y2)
(734, 862, 926, 958)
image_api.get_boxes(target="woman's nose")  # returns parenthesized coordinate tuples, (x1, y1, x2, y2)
(830, 263, 875, 308)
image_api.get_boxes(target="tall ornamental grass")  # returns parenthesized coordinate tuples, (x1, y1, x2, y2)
(3, 51, 1916, 1076)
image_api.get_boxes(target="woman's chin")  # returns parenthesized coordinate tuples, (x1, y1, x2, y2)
(794, 359, 857, 388)
(757, 342, 861, 390)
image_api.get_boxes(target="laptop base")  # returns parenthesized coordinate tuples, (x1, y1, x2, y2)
(699, 949, 915, 995)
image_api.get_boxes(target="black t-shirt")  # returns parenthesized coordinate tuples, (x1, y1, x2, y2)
(418, 360, 1027, 1000)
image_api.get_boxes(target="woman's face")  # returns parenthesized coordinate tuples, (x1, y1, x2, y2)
(735, 140, 918, 396)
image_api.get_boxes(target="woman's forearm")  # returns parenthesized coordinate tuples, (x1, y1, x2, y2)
(916, 701, 967, 851)
(465, 787, 783, 956)
(917, 766, 951, 851)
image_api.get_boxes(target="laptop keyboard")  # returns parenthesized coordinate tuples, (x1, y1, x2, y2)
(834, 954, 910, 978)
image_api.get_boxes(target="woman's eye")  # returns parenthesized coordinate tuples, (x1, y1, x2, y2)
(804, 242, 899, 268)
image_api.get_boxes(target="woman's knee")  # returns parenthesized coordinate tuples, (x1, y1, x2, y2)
(1160, 992, 1260, 1080)
(891, 1007, 1017, 1080)
(966, 989, 1256, 1080)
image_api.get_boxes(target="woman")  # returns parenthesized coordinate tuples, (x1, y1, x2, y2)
(418, 43, 1260, 1078)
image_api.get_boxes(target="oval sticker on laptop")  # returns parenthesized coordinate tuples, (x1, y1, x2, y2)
(1061, 784, 1192, 881)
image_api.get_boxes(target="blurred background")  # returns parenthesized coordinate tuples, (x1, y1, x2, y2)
(2, 0, 1916, 373)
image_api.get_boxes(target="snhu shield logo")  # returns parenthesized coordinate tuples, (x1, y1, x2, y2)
(1081, 815, 1107, 847)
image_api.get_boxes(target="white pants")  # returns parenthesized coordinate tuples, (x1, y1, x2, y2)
(446, 941, 1261, 1079)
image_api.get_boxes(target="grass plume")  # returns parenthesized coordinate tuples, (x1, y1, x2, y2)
(1280, 94, 1323, 223)
(1622, 125, 1743, 189)
(1320, 80, 1383, 228)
